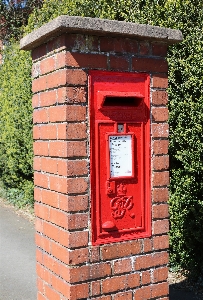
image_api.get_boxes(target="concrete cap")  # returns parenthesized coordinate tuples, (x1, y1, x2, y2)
(20, 15, 183, 50)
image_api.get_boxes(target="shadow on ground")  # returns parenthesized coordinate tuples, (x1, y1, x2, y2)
(170, 279, 203, 300)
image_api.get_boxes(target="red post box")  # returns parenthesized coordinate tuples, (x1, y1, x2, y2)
(89, 70, 151, 245)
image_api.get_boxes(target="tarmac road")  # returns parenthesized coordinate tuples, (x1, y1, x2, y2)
(0, 203, 36, 300)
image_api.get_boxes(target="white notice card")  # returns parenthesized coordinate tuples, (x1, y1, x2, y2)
(109, 135, 132, 178)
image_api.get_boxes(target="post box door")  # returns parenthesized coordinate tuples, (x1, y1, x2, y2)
(89, 71, 151, 245)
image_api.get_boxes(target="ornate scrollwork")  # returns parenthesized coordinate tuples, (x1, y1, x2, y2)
(110, 195, 133, 219)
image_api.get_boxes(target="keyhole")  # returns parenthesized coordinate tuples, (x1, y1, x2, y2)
(118, 124, 124, 133)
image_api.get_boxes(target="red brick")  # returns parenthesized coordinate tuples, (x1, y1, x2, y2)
(49, 141, 68, 158)
(152, 42, 168, 57)
(152, 91, 168, 105)
(134, 286, 151, 300)
(142, 270, 151, 285)
(48, 105, 67, 122)
(43, 221, 59, 241)
(59, 160, 88, 177)
(51, 273, 70, 297)
(68, 231, 88, 248)
(34, 141, 49, 156)
(86, 35, 99, 51)
(35, 203, 50, 221)
(153, 156, 169, 171)
(152, 123, 169, 138)
(41, 124, 57, 139)
(101, 240, 141, 260)
(57, 87, 87, 104)
(153, 251, 169, 266)
(32, 76, 47, 93)
(153, 204, 169, 219)
(66, 105, 86, 121)
(66, 141, 87, 157)
(153, 219, 169, 235)
(152, 74, 168, 88)
(67, 213, 88, 230)
(152, 107, 169, 122)
(36, 263, 51, 284)
(135, 254, 153, 270)
(51, 241, 70, 264)
(68, 265, 90, 283)
(36, 248, 43, 264)
(50, 207, 69, 229)
(152, 188, 169, 203)
(91, 281, 101, 296)
(46, 34, 66, 53)
(34, 186, 42, 202)
(127, 273, 140, 288)
(41, 189, 59, 208)
(33, 125, 41, 140)
(67, 248, 89, 265)
(151, 282, 169, 298)
(65, 33, 86, 51)
(32, 94, 39, 108)
(92, 296, 111, 300)
(66, 69, 87, 86)
(66, 52, 107, 69)
(153, 140, 169, 155)
(153, 266, 168, 283)
(132, 57, 168, 72)
(113, 258, 132, 275)
(46, 69, 67, 90)
(40, 56, 56, 75)
(33, 108, 49, 124)
(67, 122, 87, 139)
(114, 291, 133, 300)
(153, 235, 169, 250)
(69, 283, 89, 300)
(43, 252, 61, 275)
(35, 217, 43, 232)
(49, 175, 67, 193)
(89, 247, 100, 263)
(102, 275, 127, 294)
(90, 262, 112, 280)
(56, 123, 67, 140)
(32, 44, 47, 61)
(153, 171, 169, 187)
(100, 37, 138, 53)
(67, 177, 88, 194)
(40, 89, 57, 107)
(58, 228, 70, 247)
(41, 157, 58, 174)
(37, 277, 44, 295)
(143, 238, 152, 253)
(34, 172, 49, 188)
(35, 233, 51, 253)
(59, 195, 88, 212)
(109, 55, 129, 71)
(44, 284, 61, 300)
(139, 41, 150, 55)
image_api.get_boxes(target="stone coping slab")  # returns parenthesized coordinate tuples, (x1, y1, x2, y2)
(20, 15, 183, 50)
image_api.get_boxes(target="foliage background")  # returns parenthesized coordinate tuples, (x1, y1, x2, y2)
(0, 0, 202, 277)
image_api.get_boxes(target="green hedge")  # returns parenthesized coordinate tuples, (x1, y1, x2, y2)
(0, 0, 202, 277)
(0, 43, 33, 207)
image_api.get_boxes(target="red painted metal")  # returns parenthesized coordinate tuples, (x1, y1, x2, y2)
(89, 70, 151, 245)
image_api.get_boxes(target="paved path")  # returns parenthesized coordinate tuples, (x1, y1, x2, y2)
(0, 204, 36, 300)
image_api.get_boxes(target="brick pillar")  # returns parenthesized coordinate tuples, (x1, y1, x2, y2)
(21, 16, 182, 300)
